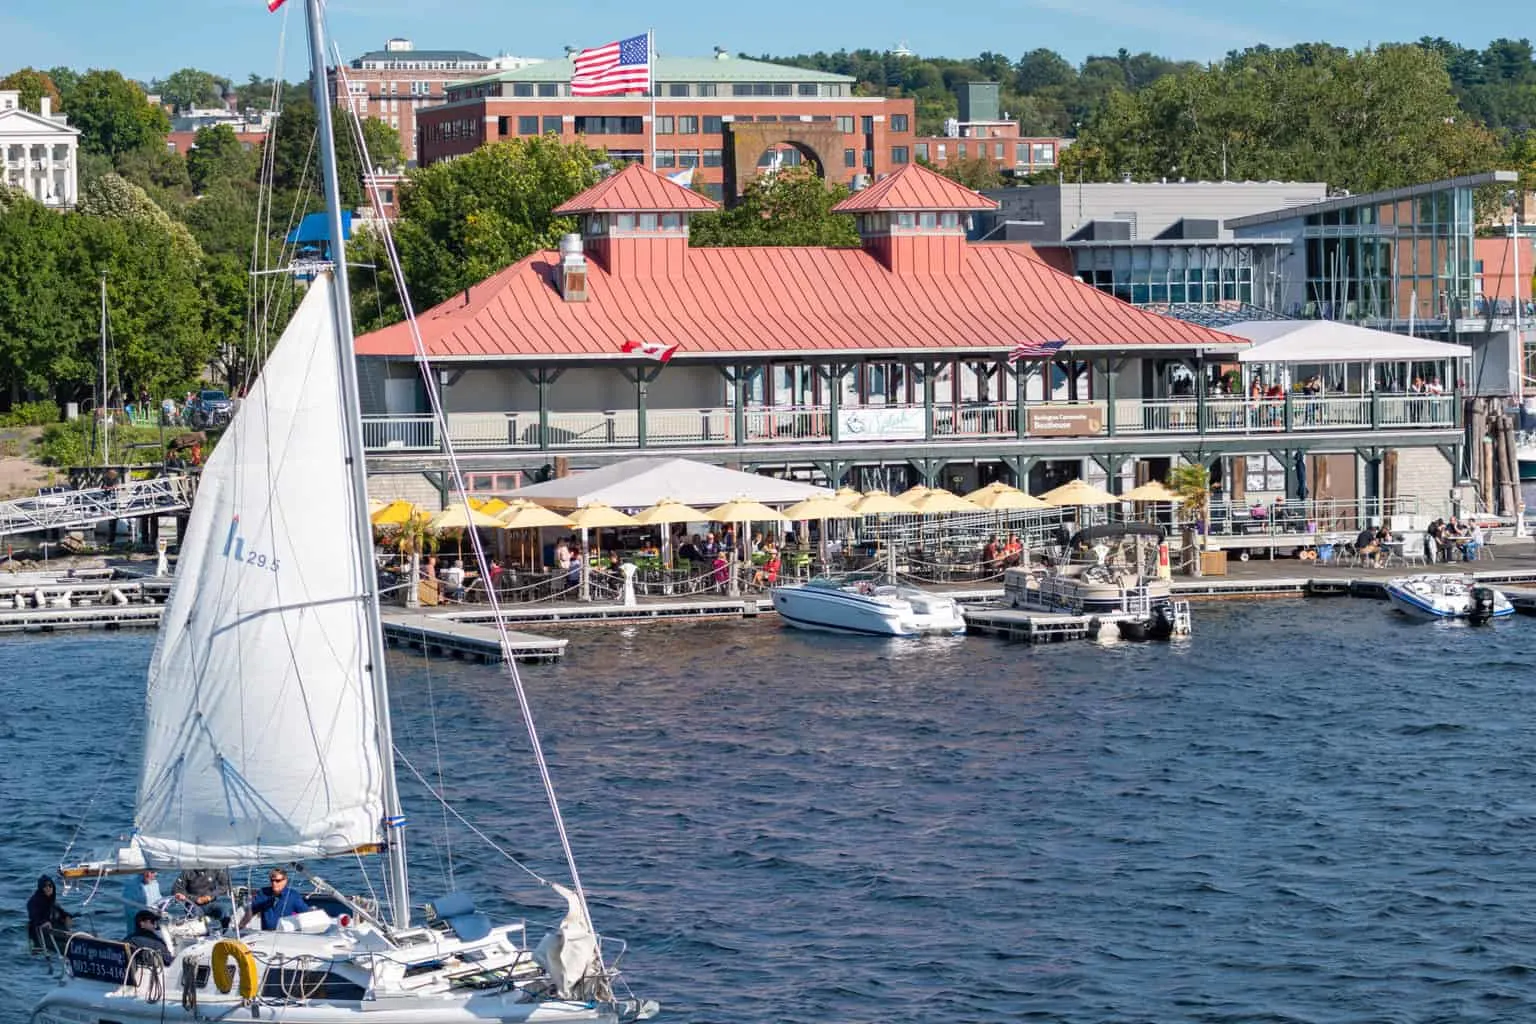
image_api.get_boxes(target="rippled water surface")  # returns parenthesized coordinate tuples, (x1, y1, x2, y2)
(5, 599, 1536, 1023)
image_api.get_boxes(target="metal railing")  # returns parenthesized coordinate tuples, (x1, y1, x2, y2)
(0, 475, 195, 538)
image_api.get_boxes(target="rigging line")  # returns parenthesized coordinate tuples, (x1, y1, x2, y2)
(246, 15, 290, 389)
(332, 58, 601, 945)
(59, 715, 140, 862)
(393, 750, 550, 888)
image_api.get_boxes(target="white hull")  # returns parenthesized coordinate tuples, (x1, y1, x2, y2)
(1385, 575, 1515, 621)
(771, 581, 965, 637)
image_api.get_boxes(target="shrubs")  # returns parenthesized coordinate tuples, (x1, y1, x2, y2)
(0, 401, 61, 428)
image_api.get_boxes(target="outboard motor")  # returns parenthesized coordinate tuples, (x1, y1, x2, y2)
(1470, 586, 1497, 624)
(1148, 601, 1177, 640)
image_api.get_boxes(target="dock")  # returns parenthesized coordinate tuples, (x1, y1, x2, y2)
(380, 611, 566, 663)
(962, 606, 1158, 643)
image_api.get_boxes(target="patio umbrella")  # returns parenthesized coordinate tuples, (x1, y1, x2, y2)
(1121, 481, 1180, 503)
(1041, 479, 1119, 507)
(907, 488, 982, 515)
(564, 502, 639, 601)
(897, 484, 933, 502)
(705, 497, 789, 596)
(783, 496, 862, 571)
(370, 499, 417, 526)
(498, 499, 574, 529)
(832, 487, 863, 506)
(630, 498, 710, 577)
(965, 481, 1050, 511)
(478, 497, 511, 517)
(847, 491, 919, 583)
(426, 505, 508, 531)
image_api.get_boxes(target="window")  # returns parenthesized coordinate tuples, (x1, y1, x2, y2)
(863, 148, 874, 168)
(860, 115, 874, 134)
(941, 212, 959, 228)
(731, 83, 754, 96)
(994, 142, 1004, 159)
(616, 213, 636, 230)
(572, 115, 645, 134)
(655, 115, 674, 134)
(638, 213, 657, 230)
(936, 143, 946, 160)
(920, 212, 937, 228)
(915, 142, 928, 161)
(379, 188, 394, 204)
(497, 116, 509, 136)
(517, 115, 538, 135)
(703, 148, 723, 167)
(661, 213, 681, 230)
(890, 114, 909, 132)
(703, 182, 724, 200)
(668, 83, 690, 97)
(896, 212, 915, 228)
(678, 150, 700, 168)
(891, 146, 909, 164)
(703, 115, 722, 133)
(538, 83, 559, 97)
(844, 148, 856, 168)
(837, 115, 854, 133)
(654, 149, 676, 168)
(1032, 142, 1055, 164)
(512, 83, 533, 97)
(698, 83, 717, 97)
(677, 115, 698, 134)
(798, 83, 818, 96)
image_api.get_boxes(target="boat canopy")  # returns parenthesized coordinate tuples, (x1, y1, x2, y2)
(1070, 523, 1167, 547)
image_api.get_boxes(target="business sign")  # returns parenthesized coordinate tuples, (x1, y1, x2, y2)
(1026, 406, 1103, 437)
(837, 407, 926, 441)
(66, 937, 134, 985)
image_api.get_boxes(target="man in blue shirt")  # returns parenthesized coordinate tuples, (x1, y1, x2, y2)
(238, 868, 311, 931)
(120, 869, 162, 936)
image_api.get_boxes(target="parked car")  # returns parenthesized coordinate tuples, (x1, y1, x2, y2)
(184, 389, 235, 429)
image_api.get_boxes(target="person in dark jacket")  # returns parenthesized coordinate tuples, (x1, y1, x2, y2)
(172, 868, 232, 928)
(125, 910, 173, 965)
(239, 868, 312, 931)
(27, 875, 72, 951)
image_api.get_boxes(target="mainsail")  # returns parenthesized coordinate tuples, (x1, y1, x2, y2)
(135, 273, 385, 868)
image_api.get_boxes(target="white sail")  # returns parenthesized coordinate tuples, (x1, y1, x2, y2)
(135, 273, 385, 868)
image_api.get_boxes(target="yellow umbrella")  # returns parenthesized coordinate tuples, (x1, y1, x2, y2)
(896, 485, 933, 502)
(497, 499, 573, 529)
(1041, 479, 1119, 507)
(705, 497, 790, 523)
(370, 499, 417, 526)
(1122, 481, 1181, 503)
(907, 488, 982, 515)
(782, 496, 861, 520)
(478, 497, 511, 516)
(565, 502, 640, 529)
(847, 490, 918, 516)
(630, 498, 709, 526)
(965, 482, 1050, 511)
(368, 498, 385, 513)
(427, 504, 509, 531)
(832, 487, 863, 507)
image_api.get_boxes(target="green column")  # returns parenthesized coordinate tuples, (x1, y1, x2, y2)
(732, 365, 746, 447)
(1194, 356, 1206, 434)
(537, 369, 549, 451)
(922, 362, 935, 441)
(1104, 358, 1117, 437)
(636, 371, 649, 449)
(1015, 360, 1027, 439)
(827, 364, 841, 445)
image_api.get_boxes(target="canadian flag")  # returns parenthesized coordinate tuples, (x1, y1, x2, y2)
(267, 0, 287, 10)
(620, 340, 679, 363)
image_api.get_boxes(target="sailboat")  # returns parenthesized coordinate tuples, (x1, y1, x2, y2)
(28, 3, 655, 1023)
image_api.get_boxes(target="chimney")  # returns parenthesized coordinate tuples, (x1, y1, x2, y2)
(558, 233, 588, 301)
(40, 96, 51, 118)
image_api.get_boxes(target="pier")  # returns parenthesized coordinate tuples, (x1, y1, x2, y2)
(380, 610, 567, 663)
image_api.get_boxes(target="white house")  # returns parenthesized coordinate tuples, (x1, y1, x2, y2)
(0, 90, 80, 208)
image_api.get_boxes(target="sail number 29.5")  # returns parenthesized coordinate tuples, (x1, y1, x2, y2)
(222, 516, 281, 573)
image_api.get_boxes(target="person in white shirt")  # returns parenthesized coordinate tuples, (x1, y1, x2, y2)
(1465, 522, 1485, 561)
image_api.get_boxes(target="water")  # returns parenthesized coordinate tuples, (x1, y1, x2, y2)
(4, 602, 1536, 1023)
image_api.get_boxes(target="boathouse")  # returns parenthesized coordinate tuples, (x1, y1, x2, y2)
(355, 162, 1466, 520)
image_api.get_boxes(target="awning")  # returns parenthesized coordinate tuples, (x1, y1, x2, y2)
(1231, 320, 1467, 363)
(505, 457, 831, 511)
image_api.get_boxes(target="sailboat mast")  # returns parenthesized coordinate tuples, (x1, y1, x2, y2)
(301, 0, 412, 929)
(99, 272, 108, 466)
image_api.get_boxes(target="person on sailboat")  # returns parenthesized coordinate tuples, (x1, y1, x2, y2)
(120, 869, 162, 935)
(26, 875, 73, 951)
(238, 868, 311, 931)
(172, 867, 232, 928)
(124, 910, 173, 965)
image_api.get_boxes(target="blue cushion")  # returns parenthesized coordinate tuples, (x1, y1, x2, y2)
(431, 892, 475, 919)
(446, 912, 491, 942)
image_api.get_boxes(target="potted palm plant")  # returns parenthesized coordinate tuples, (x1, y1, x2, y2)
(392, 512, 440, 608)
(1168, 463, 1211, 577)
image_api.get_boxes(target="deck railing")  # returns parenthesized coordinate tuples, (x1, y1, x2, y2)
(363, 394, 1460, 454)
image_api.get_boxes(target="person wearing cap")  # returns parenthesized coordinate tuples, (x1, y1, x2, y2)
(124, 909, 173, 965)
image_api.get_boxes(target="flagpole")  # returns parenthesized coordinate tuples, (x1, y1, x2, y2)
(647, 28, 656, 171)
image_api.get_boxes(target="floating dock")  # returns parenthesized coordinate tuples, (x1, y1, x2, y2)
(962, 606, 1155, 643)
(380, 611, 566, 663)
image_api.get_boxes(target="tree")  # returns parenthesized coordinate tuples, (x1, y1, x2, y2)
(79, 173, 202, 267)
(930, 155, 1007, 191)
(689, 165, 860, 247)
(359, 116, 406, 172)
(0, 68, 62, 113)
(68, 70, 171, 159)
(156, 67, 222, 113)
(46, 66, 80, 109)
(186, 124, 257, 193)
(1168, 462, 1210, 576)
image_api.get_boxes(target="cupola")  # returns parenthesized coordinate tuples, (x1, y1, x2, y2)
(832, 163, 999, 275)
(552, 164, 720, 283)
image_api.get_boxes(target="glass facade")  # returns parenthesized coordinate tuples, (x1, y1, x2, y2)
(1073, 244, 1271, 306)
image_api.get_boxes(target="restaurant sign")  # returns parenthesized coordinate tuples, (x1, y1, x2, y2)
(1026, 406, 1103, 437)
(837, 407, 926, 440)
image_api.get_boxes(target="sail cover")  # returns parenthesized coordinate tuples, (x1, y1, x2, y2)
(135, 274, 385, 868)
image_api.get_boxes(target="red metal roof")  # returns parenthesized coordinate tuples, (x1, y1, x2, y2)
(832, 163, 1000, 213)
(554, 163, 720, 214)
(355, 242, 1241, 360)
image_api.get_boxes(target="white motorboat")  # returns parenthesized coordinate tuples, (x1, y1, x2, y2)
(27, 5, 653, 1023)
(1385, 573, 1514, 622)
(771, 578, 966, 637)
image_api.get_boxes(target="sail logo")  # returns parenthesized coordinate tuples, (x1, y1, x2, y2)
(222, 515, 281, 572)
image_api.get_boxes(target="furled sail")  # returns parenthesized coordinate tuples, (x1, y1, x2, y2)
(135, 274, 384, 868)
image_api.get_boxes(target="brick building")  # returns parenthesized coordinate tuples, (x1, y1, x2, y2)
(328, 38, 493, 166)
(415, 51, 917, 200)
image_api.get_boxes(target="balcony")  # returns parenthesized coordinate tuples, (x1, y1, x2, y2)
(362, 394, 1457, 455)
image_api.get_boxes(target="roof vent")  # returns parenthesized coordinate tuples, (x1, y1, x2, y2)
(558, 233, 587, 302)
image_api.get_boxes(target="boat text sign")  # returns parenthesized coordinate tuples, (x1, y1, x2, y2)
(1027, 406, 1103, 437)
(837, 407, 926, 440)
(65, 937, 134, 985)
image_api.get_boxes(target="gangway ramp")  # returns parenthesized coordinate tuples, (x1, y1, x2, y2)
(0, 475, 194, 538)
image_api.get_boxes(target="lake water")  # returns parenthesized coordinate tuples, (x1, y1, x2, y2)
(4, 600, 1536, 1023)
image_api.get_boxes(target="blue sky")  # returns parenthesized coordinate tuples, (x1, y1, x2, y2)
(0, 0, 1519, 85)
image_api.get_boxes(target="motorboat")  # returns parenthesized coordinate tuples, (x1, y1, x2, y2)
(1385, 573, 1514, 622)
(770, 578, 966, 637)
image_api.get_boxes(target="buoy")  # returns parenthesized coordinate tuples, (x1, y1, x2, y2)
(211, 939, 260, 1000)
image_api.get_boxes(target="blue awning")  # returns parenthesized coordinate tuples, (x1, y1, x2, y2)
(286, 210, 353, 245)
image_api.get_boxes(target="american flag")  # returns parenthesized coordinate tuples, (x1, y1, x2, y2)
(572, 34, 651, 96)
(1007, 338, 1069, 363)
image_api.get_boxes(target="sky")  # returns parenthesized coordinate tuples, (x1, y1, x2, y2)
(0, 0, 1524, 85)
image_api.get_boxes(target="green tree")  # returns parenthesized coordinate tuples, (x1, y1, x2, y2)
(186, 124, 257, 193)
(46, 66, 80, 108)
(359, 116, 406, 172)
(689, 165, 860, 247)
(68, 70, 171, 159)
(930, 155, 1007, 191)
(0, 68, 62, 113)
(79, 173, 202, 267)
(156, 67, 222, 113)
